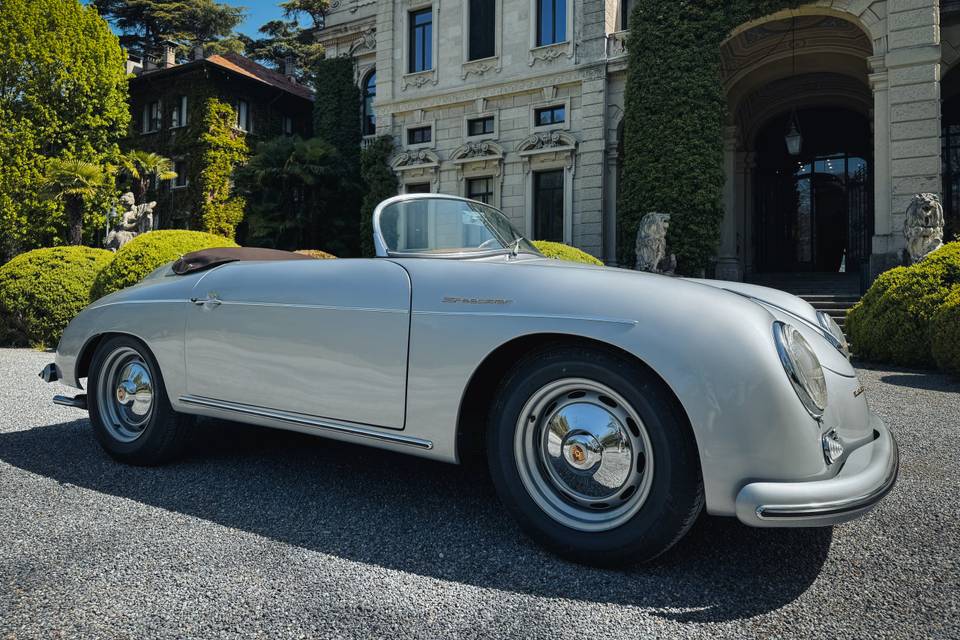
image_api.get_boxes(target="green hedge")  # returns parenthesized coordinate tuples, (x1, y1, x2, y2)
(91, 230, 237, 300)
(932, 286, 960, 373)
(847, 242, 960, 367)
(0, 246, 113, 348)
(532, 241, 604, 266)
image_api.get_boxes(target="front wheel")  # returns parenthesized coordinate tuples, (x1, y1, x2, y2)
(487, 344, 703, 565)
(88, 335, 191, 465)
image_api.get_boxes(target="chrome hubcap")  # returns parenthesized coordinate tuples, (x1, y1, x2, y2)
(96, 347, 154, 442)
(514, 379, 654, 532)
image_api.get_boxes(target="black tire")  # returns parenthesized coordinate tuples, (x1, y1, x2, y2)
(88, 335, 192, 465)
(487, 343, 703, 566)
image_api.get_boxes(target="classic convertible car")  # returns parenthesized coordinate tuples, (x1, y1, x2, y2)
(41, 194, 898, 564)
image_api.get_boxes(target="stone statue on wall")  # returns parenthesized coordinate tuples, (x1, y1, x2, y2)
(903, 193, 944, 264)
(105, 192, 157, 251)
(635, 212, 676, 274)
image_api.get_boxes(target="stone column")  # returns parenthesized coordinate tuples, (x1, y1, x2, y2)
(742, 152, 757, 276)
(716, 126, 743, 281)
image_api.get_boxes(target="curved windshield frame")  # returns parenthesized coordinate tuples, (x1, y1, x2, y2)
(373, 194, 541, 258)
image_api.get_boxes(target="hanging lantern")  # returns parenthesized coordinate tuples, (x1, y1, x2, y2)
(785, 110, 803, 157)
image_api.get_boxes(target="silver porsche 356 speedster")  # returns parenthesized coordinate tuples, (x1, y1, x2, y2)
(41, 194, 898, 564)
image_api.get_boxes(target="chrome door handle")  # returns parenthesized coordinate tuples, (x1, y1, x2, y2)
(190, 295, 221, 307)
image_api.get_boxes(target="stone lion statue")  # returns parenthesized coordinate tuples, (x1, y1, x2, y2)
(105, 192, 157, 251)
(635, 212, 676, 274)
(903, 193, 944, 263)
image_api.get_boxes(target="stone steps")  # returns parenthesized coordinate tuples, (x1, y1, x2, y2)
(744, 273, 862, 332)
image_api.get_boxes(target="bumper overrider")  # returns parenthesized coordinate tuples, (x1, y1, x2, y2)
(39, 363, 88, 410)
(736, 412, 898, 527)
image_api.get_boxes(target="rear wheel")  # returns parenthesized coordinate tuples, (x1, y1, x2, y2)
(487, 344, 703, 565)
(88, 335, 191, 465)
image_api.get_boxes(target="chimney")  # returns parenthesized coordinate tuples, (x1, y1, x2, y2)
(161, 41, 177, 68)
(283, 55, 297, 81)
(192, 45, 205, 61)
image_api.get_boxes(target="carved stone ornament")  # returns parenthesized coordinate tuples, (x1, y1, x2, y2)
(461, 58, 499, 80)
(634, 212, 676, 275)
(450, 141, 505, 180)
(391, 149, 441, 187)
(402, 69, 437, 90)
(517, 131, 576, 152)
(529, 44, 568, 67)
(349, 28, 376, 56)
(903, 193, 945, 263)
(105, 192, 157, 251)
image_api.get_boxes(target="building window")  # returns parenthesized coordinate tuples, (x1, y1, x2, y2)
(467, 177, 494, 204)
(469, 0, 496, 60)
(536, 0, 566, 46)
(143, 100, 161, 133)
(620, 0, 630, 30)
(362, 70, 377, 135)
(406, 182, 431, 194)
(407, 125, 432, 145)
(534, 169, 564, 241)
(409, 8, 433, 73)
(283, 116, 294, 136)
(467, 116, 495, 137)
(235, 99, 251, 132)
(172, 160, 188, 189)
(170, 96, 188, 128)
(534, 105, 565, 127)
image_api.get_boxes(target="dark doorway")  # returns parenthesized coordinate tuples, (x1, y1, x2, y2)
(941, 90, 960, 241)
(534, 169, 564, 242)
(753, 107, 872, 274)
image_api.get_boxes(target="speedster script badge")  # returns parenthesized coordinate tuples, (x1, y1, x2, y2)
(442, 296, 513, 305)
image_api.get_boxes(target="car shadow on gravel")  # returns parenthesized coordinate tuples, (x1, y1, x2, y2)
(0, 417, 832, 623)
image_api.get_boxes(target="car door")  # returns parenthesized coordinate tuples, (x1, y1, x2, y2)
(183, 258, 410, 429)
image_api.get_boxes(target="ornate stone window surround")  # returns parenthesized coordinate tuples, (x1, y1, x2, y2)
(403, 120, 436, 151)
(517, 131, 577, 243)
(401, 0, 439, 91)
(451, 141, 505, 208)
(530, 97, 571, 133)
(528, 0, 574, 67)
(391, 148, 442, 192)
(463, 111, 499, 141)
(461, 0, 503, 80)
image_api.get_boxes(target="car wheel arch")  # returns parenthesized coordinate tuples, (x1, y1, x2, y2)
(454, 333, 700, 469)
(76, 332, 143, 382)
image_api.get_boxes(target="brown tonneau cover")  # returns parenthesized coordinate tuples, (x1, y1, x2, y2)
(171, 247, 316, 275)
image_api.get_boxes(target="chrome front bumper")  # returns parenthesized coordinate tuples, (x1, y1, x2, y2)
(735, 412, 898, 527)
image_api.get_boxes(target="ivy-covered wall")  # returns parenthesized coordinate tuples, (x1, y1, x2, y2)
(619, 0, 798, 274)
(125, 62, 313, 233)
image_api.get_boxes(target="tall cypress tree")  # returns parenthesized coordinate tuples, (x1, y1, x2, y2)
(313, 57, 362, 256)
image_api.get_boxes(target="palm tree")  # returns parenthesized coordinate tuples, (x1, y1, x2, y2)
(42, 159, 113, 245)
(120, 150, 178, 201)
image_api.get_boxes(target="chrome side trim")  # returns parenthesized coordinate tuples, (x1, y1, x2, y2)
(412, 310, 638, 326)
(178, 395, 434, 450)
(214, 301, 407, 314)
(756, 434, 899, 520)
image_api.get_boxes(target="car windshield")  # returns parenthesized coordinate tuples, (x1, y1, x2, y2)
(376, 196, 540, 257)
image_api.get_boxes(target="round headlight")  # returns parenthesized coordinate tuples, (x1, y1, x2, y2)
(816, 310, 850, 358)
(774, 322, 828, 418)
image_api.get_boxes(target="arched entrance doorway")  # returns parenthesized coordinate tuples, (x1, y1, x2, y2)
(719, 12, 876, 283)
(753, 107, 872, 273)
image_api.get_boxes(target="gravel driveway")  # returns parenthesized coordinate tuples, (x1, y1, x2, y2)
(1, 347, 958, 639)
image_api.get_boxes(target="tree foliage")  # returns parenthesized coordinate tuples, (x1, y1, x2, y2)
(619, 0, 797, 274)
(185, 98, 249, 238)
(119, 150, 178, 203)
(235, 135, 342, 251)
(313, 57, 363, 256)
(244, 0, 328, 81)
(42, 160, 115, 246)
(0, 0, 129, 259)
(92, 0, 245, 57)
(359, 136, 399, 257)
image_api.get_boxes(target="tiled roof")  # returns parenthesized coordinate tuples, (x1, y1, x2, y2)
(205, 52, 314, 101)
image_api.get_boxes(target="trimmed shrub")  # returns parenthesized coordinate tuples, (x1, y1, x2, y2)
(294, 249, 337, 259)
(932, 286, 960, 373)
(847, 242, 960, 367)
(0, 246, 113, 348)
(533, 241, 604, 266)
(91, 230, 237, 300)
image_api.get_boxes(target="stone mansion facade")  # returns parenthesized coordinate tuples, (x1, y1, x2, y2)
(320, 0, 959, 280)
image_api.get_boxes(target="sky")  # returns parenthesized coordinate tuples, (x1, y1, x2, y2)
(227, 1, 285, 37)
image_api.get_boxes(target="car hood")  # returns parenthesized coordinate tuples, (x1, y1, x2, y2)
(685, 278, 820, 326)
